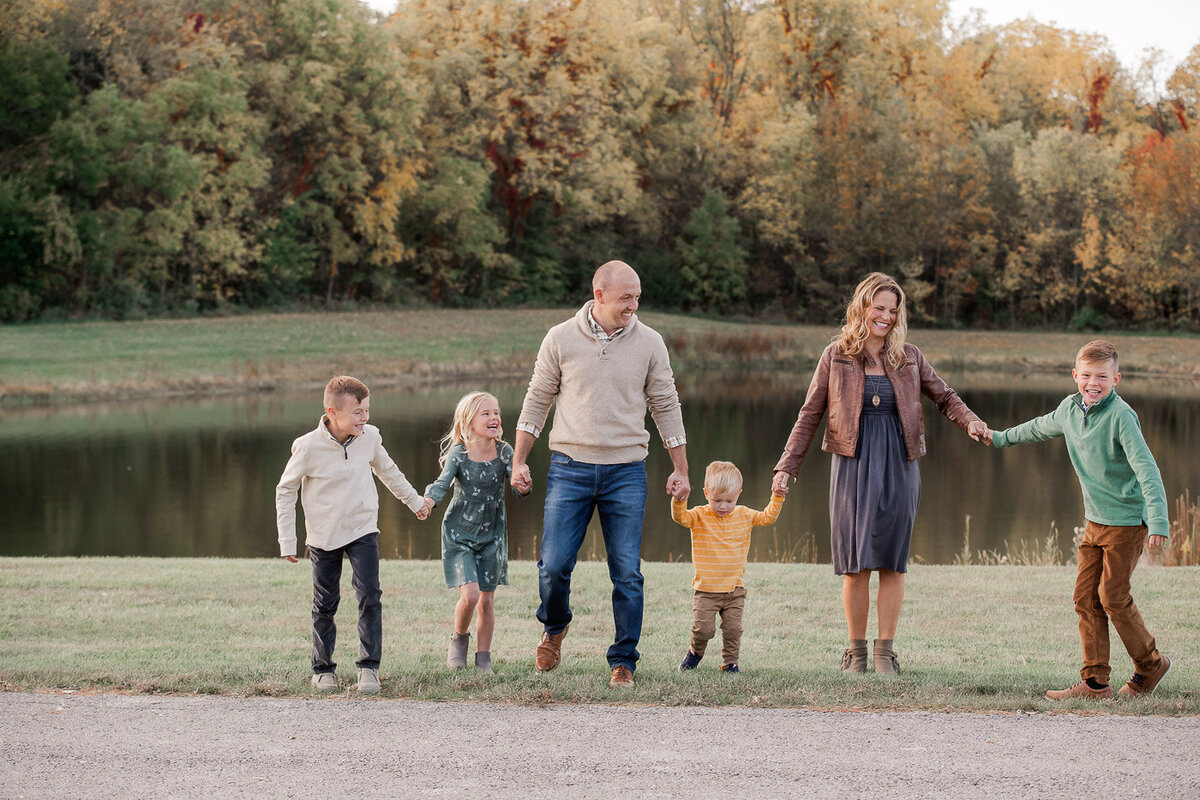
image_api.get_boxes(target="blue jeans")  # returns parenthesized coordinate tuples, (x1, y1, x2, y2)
(309, 532, 381, 673)
(537, 454, 647, 671)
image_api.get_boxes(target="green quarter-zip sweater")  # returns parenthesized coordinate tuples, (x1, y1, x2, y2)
(991, 390, 1169, 538)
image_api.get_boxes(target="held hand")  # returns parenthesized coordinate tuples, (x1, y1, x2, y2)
(416, 497, 435, 520)
(511, 462, 533, 495)
(284, 555, 298, 563)
(666, 470, 690, 499)
(967, 420, 989, 444)
(772, 471, 792, 496)
(1149, 534, 1168, 549)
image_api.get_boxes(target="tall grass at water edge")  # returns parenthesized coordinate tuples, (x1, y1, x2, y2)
(953, 492, 1200, 568)
(2, 558, 1196, 713)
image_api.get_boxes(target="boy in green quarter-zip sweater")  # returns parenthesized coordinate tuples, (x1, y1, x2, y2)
(983, 340, 1171, 701)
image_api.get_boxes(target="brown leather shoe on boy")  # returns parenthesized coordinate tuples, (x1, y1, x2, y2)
(609, 665, 635, 688)
(1118, 653, 1171, 697)
(535, 625, 569, 672)
(1045, 680, 1113, 700)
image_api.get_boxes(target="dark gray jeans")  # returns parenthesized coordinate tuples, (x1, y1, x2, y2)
(308, 532, 381, 673)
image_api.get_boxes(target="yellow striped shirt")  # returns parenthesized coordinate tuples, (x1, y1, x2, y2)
(671, 495, 785, 592)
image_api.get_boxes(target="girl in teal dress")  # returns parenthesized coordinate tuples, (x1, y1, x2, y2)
(419, 391, 523, 674)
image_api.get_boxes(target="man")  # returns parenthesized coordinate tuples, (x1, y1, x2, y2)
(511, 260, 689, 688)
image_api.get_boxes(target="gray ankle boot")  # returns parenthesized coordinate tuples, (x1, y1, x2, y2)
(873, 638, 900, 675)
(447, 632, 470, 669)
(475, 651, 493, 675)
(840, 639, 868, 673)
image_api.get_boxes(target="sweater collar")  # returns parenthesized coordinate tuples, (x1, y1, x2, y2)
(318, 414, 357, 447)
(577, 300, 637, 342)
(1074, 389, 1119, 415)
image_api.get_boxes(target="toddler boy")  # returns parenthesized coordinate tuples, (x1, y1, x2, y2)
(986, 341, 1171, 699)
(671, 461, 786, 673)
(275, 375, 425, 694)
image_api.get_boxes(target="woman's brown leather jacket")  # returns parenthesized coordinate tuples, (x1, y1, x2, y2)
(773, 341, 981, 476)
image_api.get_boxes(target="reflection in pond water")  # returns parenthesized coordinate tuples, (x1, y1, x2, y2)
(2, 371, 1197, 564)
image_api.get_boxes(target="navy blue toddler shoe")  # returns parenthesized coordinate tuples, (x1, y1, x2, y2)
(720, 662, 739, 674)
(679, 651, 703, 671)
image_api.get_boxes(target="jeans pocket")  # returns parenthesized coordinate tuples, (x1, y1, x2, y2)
(550, 452, 572, 466)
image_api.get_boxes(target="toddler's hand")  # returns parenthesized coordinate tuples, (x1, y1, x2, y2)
(416, 497, 435, 520)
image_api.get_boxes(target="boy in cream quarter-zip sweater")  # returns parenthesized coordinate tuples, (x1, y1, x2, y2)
(984, 341, 1171, 701)
(672, 461, 786, 674)
(276, 375, 426, 695)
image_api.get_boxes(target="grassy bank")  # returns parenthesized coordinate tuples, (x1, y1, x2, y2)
(2, 558, 1195, 713)
(4, 309, 1199, 403)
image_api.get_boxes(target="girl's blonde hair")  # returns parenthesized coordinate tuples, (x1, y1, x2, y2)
(439, 391, 504, 467)
(835, 272, 909, 368)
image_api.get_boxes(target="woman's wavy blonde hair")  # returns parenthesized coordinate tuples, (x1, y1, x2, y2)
(835, 272, 909, 368)
(439, 391, 504, 467)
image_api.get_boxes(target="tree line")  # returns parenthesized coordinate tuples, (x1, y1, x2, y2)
(2, 0, 1198, 329)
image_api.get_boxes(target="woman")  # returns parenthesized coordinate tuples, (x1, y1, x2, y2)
(771, 273, 986, 673)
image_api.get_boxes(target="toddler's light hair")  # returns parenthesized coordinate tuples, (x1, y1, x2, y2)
(1076, 340, 1119, 372)
(439, 391, 503, 467)
(704, 461, 743, 496)
(324, 375, 369, 411)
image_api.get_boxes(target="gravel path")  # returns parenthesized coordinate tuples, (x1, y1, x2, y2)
(3, 691, 1198, 798)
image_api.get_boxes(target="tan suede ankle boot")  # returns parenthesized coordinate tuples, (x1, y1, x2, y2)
(840, 639, 868, 672)
(873, 638, 900, 675)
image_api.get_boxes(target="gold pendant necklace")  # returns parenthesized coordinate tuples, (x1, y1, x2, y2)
(870, 375, 881, 407)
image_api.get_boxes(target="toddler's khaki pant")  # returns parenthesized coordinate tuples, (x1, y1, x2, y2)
(1075, 521, 1162, 684)
(690, 586, 747, 665)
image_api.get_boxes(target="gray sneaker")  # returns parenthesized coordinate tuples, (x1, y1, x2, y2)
(311, 672, 337, 691)
(357, 667, 381, 695)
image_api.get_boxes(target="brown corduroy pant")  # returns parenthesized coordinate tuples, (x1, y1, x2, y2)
(1074, 521, 1162, 684)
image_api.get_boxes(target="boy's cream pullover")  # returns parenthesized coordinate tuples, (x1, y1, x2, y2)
(518, 302, 686, 464)
(275, 417, 423, 557)
(672, 495, 785, 592)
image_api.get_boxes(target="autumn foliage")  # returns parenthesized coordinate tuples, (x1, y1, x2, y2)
(1, 0, 1198, 329)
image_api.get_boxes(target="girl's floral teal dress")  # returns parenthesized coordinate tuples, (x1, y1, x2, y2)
(424, 441, 514, 592)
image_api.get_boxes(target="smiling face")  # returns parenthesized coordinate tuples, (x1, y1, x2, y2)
(469, 396, 502, 443)
(326, 393, 370, 442)
(704, 487, 742, 518)
(592, 263, 641, 333)
(1072, 357, 1120, 405)
(865, 289, 899, 343)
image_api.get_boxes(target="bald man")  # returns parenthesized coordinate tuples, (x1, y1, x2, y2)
(512, 260, 689, 688)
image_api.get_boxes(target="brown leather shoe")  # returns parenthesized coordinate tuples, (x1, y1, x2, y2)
(609, 665, 635, 688)
(1118, 653, 1171, 697)
(535, 625, 568, 672)
(1045, 680, 1113, 700)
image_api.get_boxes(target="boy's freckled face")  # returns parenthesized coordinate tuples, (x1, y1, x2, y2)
(1072, 358, 1120, 405)
(704, 488, 742, 518)
(327, 395, 370, 442)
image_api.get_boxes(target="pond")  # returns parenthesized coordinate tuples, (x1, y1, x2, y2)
(3, 371, 1197, 564)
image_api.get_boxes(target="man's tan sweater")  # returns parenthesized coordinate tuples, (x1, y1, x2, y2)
(518, 302, 686, 464)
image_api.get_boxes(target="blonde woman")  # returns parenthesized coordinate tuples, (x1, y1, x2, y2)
(771, 273, 987, 673)
(420, 391, 525, 674)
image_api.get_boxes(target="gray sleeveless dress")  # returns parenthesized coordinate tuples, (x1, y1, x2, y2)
(829, 374, 920, 575)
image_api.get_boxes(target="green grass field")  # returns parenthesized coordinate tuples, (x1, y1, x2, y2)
(2, 558, 1195, 713)
(4, 308, 1199, 402)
